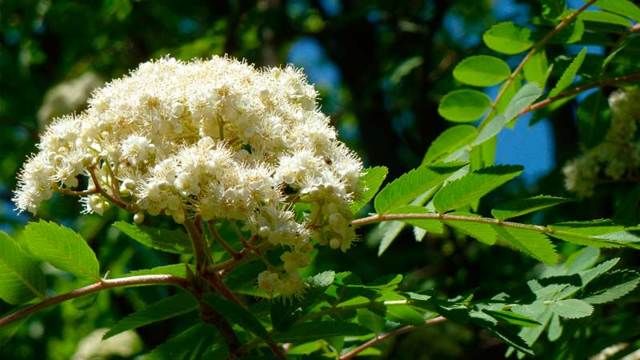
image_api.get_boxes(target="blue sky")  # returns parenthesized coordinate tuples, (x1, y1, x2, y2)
(287, 0, 557, 185)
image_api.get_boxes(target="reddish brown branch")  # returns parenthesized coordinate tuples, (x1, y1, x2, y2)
(0, 275, 188, 327)
(339, 316, 446, 360)
(518, 72, 640, 117)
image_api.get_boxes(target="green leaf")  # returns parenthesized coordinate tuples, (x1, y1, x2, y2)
(423, 125, 477, 164)
(541, 0, 566, 19)
(337, 295, 370, 308)
(503, 83, 543, 121)
(553, 299, 593, 319)
(386, 206, 444, 234)
(444, 214, 497, 245)
(438, 89, 492, 122)
(494, 227, 559, 264)
(581, 270, 640, 304)
(491, 195, 570, 220)
(565, 247, 600, 274)
(483, 309, 541, 327)
(595, 0, 640, 22)
(374, 182, 449, 255)
(489, 326, 535, 356)
(555, 17, 584, 44)
(577, 91, 611, 148)
(495, 75, 522, 115)
(515, 303, 553, 348)
(579, 258, 620, 286)
(453, 55, 511, 87)
(376, 221, 407, 256)
(390, 56, 423, 84)
(113, 221, 192, 254)
(287, 340, 324, 355)
(483, 21, 533, 55)
(592, 230, 640, 249)
(145, 323, 217, 360)
(474, 84, 542, 146)
(374, 163, 464, 214)
(547, 313, 562, 341)
(272, 321, 369, 343)
(549, 220, 627, 248)
(386, 305, 425, 326)
(124, 264, 191, 278)
(104, 292, 197, 339)
(579, 10, 632, 26)
(523, 50, 551, 88)
(200, 344, 229, 359)
(549, 47, 587, 97)
(351, 166, 388, 213)
(22, 220, 100, 280)
(203, 293, 269, 340)
(433, 165, 523, 212)
(357, 308, 386, 334)
(0, 232, 46, 304)
(346, 274, 403, 290)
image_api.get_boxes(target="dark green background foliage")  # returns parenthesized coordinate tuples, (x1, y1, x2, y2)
(2, 0, 640, 359)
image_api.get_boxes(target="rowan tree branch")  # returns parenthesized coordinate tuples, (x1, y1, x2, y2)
(352, 213, 548, 233)
(481, 0, 597, 126)
(339, 316, 447, 360)
(518, 72, 640, 117)
(0, 275, 188, 327)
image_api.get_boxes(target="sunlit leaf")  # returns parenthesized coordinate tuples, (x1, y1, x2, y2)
(22, 220, 100, 280)
(579, 10, 632, 27)
(453, 55, 511, 87)
(491, 195, 570, 220)
(549, 47, 587, 97)
(423, 125, 477, 164)
(552, 299, 593, 319)
(595, 0, 640, 22)
(374, 163, 464, 214)
(433, 165, 523, 212)
(438, 89, 492, 122)
(0, 232, 46, 304)
(113, 221, 192, 254)
(523, 50, 551, 88)
(351, 166, 388, 213)
(483, 22, 533, 55)
(494, 227, 559, 264)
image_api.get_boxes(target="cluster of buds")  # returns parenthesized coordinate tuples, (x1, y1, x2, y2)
(14, 56, 364, 296)
(563, 88, 640, 197)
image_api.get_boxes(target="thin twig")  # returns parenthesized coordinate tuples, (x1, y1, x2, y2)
(207, 221, 241, 259)
(57, 187, 100, 197)
(352, 213, 548, 233)
(0, 275, 188, 327)
(518, 72, 640, 117)
(339, 316, 447, 360)
(88, 167, 137, 211)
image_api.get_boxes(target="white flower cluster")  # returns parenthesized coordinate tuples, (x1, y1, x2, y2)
(14, 56, 364, 296)
(563, 88, 640, 197)
(37, 72, 103, 128)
